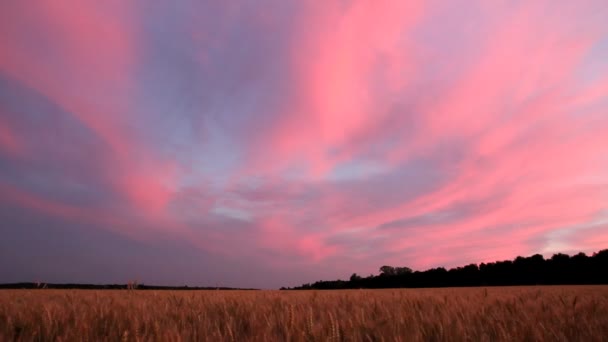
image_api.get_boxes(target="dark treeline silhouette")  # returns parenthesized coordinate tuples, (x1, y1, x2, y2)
(286, 249, 608, 290)
(0, 283, 259, 291)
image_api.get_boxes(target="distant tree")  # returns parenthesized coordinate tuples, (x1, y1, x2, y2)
(551, 253, 570, 263)
(572, 252, 588, 262)
(379, 266, 396, 276)
(395, 267, 413, 275)
(593, 249, 608, 259)
(350, 273, 362, 282)
(379, 266, 412, 276)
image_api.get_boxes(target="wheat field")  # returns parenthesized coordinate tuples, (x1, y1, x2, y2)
(1, 286, 607, 341)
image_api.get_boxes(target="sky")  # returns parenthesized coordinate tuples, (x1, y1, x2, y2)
(0, 1, 607, 289)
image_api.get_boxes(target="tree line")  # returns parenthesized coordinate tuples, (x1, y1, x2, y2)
(285, 249, 608, 290)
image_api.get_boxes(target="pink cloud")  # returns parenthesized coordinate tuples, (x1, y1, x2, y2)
(253, 215, 339, 264)
(0, 1, 179, 218)
(0, 116, 23, 157)
(222, 2, 607, 274)
(242, 1, 425, 177)
(240, 1, 608, 271)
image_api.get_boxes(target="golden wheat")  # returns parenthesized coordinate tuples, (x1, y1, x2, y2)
(0, 286, 607, 341)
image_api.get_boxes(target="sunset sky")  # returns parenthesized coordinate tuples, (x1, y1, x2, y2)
(1, 1, 607, 289)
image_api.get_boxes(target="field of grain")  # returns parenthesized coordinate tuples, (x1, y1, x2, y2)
(1, 286, 607, 341)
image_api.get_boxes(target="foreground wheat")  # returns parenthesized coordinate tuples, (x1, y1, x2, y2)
(1, 286, 607, 341)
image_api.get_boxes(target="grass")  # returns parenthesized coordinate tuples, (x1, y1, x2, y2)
(1, 286, 607, 341)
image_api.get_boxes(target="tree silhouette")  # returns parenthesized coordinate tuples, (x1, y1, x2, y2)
(287, 249, 608, 290)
